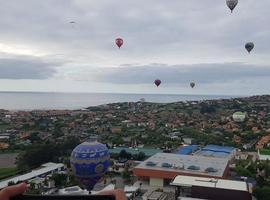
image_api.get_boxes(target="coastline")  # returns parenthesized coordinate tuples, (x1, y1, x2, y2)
(0, 92, 245, 111)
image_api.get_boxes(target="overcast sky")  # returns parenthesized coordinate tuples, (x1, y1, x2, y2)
(0, 0, 270, 95)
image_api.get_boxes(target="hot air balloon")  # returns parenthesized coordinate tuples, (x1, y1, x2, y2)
(226, 0, 238, 13)
(69, 21, 76, 28)
(190, 82, 195, 88)
(115, 38, 124, 49)
(70, 141, 110, 191)
(154, 79, 161, 87)
(245, 42, 254, 53)
(233, 111, 246, 122)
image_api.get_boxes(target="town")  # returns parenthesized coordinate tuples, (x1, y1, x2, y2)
(1, 95, 270, 200)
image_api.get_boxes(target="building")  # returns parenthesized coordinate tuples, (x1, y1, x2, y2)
(0, 142, 9, 149)
(194, 145, 236, 160)
(28, 177, 55, 189)
(256, 135, 270, 150)
(111, 127, 122, 134)
(146, 191, 167, 200)
(58, 184, 136, 199)
(124, 185, 139, 200)
(176, 145, 198, 155)
(0, 162, 65, 189)
(0, 135, 10, 142)
(258, 149, 270, 160)
(182, 138, 196, 145)
(171, 175, 252, 200)
(58, 186, 89, 195)
(133, 153, 229, 187)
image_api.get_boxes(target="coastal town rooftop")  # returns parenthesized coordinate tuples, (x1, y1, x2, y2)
(171, 175, 249, 192)
(134, 153, 229, 178)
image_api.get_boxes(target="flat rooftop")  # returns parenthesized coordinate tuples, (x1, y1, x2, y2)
(0, 162, 64, 189)
(171, 175, 248, 192)
(134, 153, 229, 178)
(194, 145, 235, 159)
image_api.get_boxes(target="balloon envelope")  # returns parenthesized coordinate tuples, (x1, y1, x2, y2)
(154, 79, 161, 87)
(226, 0, 238, 13)
(245, 42, 254, 53)
(190, 82, 195, 88)
(115, 38, 124, 48)
(70, 141, 110, 191)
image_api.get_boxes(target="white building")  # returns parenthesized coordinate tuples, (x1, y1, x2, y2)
(0, 162, 65, 189)
(58, 184, 134, 198)
(58, 186, 89, 195)
(134, 153, 229, 188)
(171, 175, 252, 200)
(258, 150, 270, 160)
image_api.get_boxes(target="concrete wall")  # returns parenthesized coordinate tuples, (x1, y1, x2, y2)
(150, 177, 164, 187)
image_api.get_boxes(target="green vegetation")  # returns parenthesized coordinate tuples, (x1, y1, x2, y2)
(0, 124, 13, 130)
(51, 173, 68, 188)
(0, 150, 22, 154)
(233, 159, 270, 199)
(122, 166, 132, 184)
(17, 136, 80, 169)
(253, 187, 270, 200)
(0, 168, 18, 180)
(260, 149, 270, 155)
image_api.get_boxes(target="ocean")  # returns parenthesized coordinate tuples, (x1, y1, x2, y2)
(0, 92, 239, 110)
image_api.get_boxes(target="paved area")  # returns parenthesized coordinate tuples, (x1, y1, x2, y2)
(0, 153, 18, 168)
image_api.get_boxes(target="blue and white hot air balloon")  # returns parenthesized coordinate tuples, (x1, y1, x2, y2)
(70, 141, 110, 191)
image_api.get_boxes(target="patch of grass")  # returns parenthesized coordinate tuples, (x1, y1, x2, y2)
(260, 149, 270, 155)
(0, 168, 18, 180)
(0, 150, 23, 154)
(0, 124, 13, 130)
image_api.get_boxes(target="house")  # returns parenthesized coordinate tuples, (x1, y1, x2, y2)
(182, 137, 196, 145)
(171, 175, 252, 200)
(111, 127, 122, 134)
(0, 143, 9, 149)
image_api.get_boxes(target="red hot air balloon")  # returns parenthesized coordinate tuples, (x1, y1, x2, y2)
(115, 38, 124, 48)
(154, 79, 161, 87)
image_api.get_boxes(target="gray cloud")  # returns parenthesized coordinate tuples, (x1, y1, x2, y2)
(0, 56, 60, 79)
(1, 0, 270, 56)
(0, 0, 270, 94)
(83, 63, 270, 84)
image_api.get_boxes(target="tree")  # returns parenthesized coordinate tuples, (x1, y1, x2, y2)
(234, 165, 252, 177)
(109, 160, 115, 167)
(28, 132, 40, 143)
(29, 182, 35, 190)
(119, 150, 131, 160)
(122, 167, 131, 182)
(8, 181, 16, 186)
(17, 137, 80, 169)
(44, 178, 48, 187)
(17, 144, 61, 169)
(253, 187, 270, 200)
(133, 152, 146, 161)
(67, 174, 81, 187)
(200, 103, 216, 114)
(51, 174, 68, 188)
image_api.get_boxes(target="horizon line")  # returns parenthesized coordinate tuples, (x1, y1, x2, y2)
(0, 90, 247, 97)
